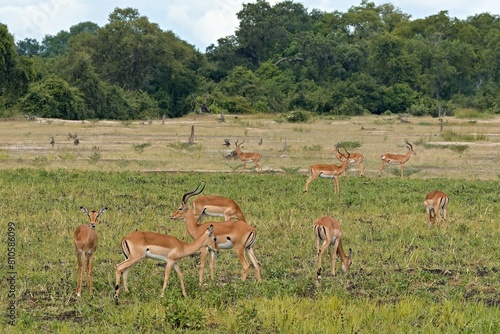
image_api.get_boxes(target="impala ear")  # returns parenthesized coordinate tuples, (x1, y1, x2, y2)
(80, 206, 89, 215)
(207, 224, 214, 235)
(99, 207, 108, 215)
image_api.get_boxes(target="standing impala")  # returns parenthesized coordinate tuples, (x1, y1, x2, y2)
(180, 194, 247, 240)
(234, 139, 262, 173)
(313, 216, 352, 280)
(170, 184, 261, 284)
(303, 147, 351, 193)
(424, 190, 449, 228)
(115, 225, 218, 300)
(379, 139, 416, 177)
(74, 207, 107, 297)
(333, 142, 365, 176)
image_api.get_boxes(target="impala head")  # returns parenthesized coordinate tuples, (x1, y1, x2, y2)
(205, 224, 219, 254)
(80, 206, 107, 229)
(341, 248, 353, 273)
(170, 183, 206, 219)
(405, 139, 416, 155)
(235, 139, 245, 149)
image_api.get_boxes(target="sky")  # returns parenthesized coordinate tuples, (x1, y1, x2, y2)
(1, 0, 499, 51)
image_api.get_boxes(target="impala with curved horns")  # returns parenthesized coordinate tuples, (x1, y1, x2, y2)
(115, 225, 218, 300)
(424, 190, 449, 228)
(180, 193, 247, 240)
(379, 139, 416, 177)
(313, 216, 352, 280)
(170, 183, 261, 284)
(234, 139, 262, 173)
(74, 207, 107, 297)
(303, 146, 351, 194)
(333, 142, 365, 176)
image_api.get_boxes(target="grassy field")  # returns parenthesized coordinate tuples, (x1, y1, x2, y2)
(0, 114, 499, 333)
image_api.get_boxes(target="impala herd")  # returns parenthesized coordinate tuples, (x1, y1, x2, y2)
(74, 139, 449, 300)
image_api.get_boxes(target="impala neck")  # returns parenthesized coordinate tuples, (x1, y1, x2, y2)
(337, 241, 350, 271)
(182, 231, 209, 255)
(184, 206, 202, 238)
(401, 150, 413, 162)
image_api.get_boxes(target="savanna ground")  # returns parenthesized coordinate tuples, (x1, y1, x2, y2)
(0, 113, 499, 333)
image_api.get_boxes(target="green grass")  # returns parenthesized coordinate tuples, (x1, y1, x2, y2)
(1, 170, 499, 333)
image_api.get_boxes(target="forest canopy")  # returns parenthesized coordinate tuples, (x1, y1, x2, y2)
(1, 1, 499, 120)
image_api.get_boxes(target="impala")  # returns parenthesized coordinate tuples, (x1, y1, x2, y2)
(333, 142, 365, 176)
(303, 147, 351, 193)
(115, 225, 218, 299)
(379, 139, 416, 177)
(313, 216, 352, 280)
(234, 139, 262, 173)
(170, 183, 261, 284)
(193, 194, 246, 223)
(74, 207, 107, 297)
(424, 190, 449, 228)
(180, 194, 246, 239)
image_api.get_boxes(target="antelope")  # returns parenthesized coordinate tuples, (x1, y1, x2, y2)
(333, 142, 365, 176)
(424, 190, 449, 228)
(313, 216, 352, 280)
(74, 207, 107, 297)
(170, 183, 261, 284)
(303, 147, 351, 193)
(234, 139, 262, 173)
(180, 194, 247, 240)
(379, 139, 416, 177)
(114, 225, 218, 299)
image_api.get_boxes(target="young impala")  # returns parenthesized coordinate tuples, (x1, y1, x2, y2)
(170, 183, 261, 284)
(234, 139, 262, 173)
(313, 216, 352, 280)
(379, 139, 416, 177)
(333, 142, 365, 176)
(115, 225, 218, 300)
(303, 147, 351, 194)
(74, 207, 107, 297)
(424, 190, 449, 228)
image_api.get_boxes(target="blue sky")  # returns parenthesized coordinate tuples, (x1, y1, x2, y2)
(1, 0, 499, 51)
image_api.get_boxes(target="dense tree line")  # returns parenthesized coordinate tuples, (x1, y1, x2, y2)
(1, 1, 499, 120)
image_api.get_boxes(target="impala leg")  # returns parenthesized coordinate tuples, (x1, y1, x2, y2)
(161, 261, 175, 298)
(87, 252, 96, 294)
(234, 245, 250, 281)
(304, 175, 317, 193)
(358, 161, 365, 176)
(442, 205, 447, 222)
(333, 175, 340, 193)
(379, 160, 387, 177)
(198, 247, 208, 285)
(426, 206, 433, 228)
(400, 163, 405, 177)
(317, 240, 329, 280)
(209, 250, 215, 281)
(242, 162, 246, 172)
(76, 250, 83, 297)
(115, 257, 142, 298)
(246, 247, 261, 282)
(173, 262, 187, 297)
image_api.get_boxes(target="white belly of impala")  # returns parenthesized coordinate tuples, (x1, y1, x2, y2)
(319, 174, 334, 178)
(146, 249, 168, 262)
(217, 239, 234, 249)
(204, 211, 224, 217)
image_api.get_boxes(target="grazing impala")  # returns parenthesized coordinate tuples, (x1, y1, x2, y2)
(235, 139, 262, 173)
(379, 139, 416, 177)
(115, 225, 218, 299)
(313, 216, 352, 280)
(333, 142, 365, 176)
(170, 184, 261, 284)
(424, 190, 449, 228)
(303, 147, 351, 193)
(74, 207, 107, 297)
